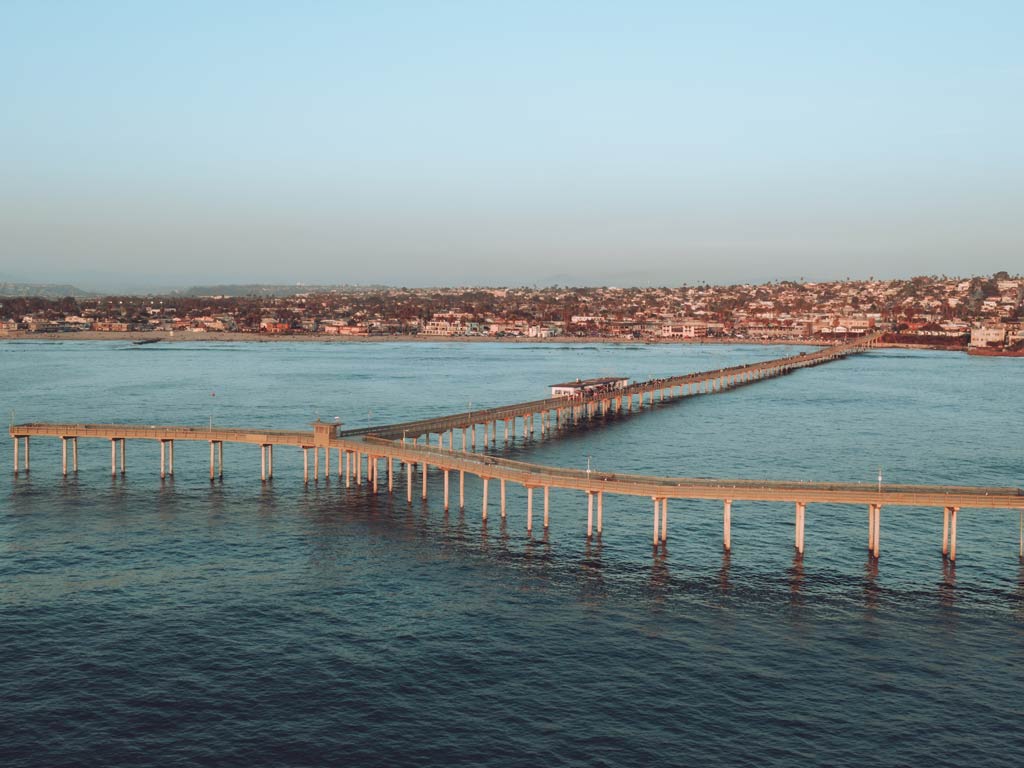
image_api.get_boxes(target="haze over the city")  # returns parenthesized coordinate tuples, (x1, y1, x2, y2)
(2, 1, 1022, 290)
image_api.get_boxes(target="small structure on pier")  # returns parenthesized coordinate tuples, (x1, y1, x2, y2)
(550, 376, 630, 398)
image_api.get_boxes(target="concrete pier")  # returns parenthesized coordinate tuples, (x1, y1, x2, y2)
(15, 333, 1024, 567)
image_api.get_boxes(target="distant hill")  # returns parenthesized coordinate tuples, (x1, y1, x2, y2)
(0, 282, 96, 298)
(173, 284, 388, 298)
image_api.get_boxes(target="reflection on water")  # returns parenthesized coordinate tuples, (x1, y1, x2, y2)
(939, 557, 957, 612)
(862, 555, 881, 614)
(718, 551, 732, 594)
(788, 552, 805, 605)
(648, 548, 671, 604)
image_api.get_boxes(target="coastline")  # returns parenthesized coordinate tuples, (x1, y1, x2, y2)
(0, 329, 970, 352)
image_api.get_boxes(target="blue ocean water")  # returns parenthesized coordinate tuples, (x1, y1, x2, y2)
(1, 340, 1023, 768)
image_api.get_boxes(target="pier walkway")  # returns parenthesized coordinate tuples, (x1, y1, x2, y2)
(12, 332, 1023, 562)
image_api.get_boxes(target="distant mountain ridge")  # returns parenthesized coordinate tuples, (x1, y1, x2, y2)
(0, 282, 96, 298)
(173, 284, 387, 297)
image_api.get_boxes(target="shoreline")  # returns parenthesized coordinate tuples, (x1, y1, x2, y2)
(0, 330, 970, 352)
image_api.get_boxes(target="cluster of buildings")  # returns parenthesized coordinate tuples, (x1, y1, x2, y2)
(2, 274, 1021, 349)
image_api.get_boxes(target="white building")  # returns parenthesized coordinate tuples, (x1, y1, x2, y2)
(970, 325, 1007, 347)
(550, 376, 630, 398)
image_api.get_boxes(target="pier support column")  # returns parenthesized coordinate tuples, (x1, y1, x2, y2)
(661, 498, 667, 542)
(303, 448, 309, 484)
(12, 436, 18, 474)
(356, 452, 362, 485)
(211, 442, 216, 480)
(598, 491, 604, 535)
(24, 437, 29, 473)
(652, 498, 660, 546)
(325, 446, 330, 479)
(422, 461, 428, 500)
(388, 458, 394, 493)
(160, 440, 166, 479)
(62, 437, 68, 476)
(72, 437, 78, 473)
(949, 507, 958, 562)
(337, 448, 343, 479)
(406, 463, 413, 502)
(868, 504, 875, 553)
(504, 419, 509, 444)
(462, 427, 468, 452)
(111, 439, 116, 476)
(872, 504, 881, 558)
(500, 479, 506, 518)
(942, 506, 951, 556)
(459, 470, 465, 510)
(795, 502, 806, 554)
(527, 487, 533, 532)
(482, 477, 489, 520)
(345, 451, 351, 487)
(723, 499, 732, 551)
(587, 492, 593, 538)
(544, 487, 550, 529)
(261, 444, 267, 482)
(443, 470, 450, 511)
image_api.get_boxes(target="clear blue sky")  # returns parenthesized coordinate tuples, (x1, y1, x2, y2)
(2, 1, 1022, 289)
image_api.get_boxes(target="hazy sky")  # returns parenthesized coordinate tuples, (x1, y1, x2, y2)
(2, 1, 1022, 289)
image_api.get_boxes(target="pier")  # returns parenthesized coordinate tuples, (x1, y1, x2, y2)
(10, 333, 1024, 563)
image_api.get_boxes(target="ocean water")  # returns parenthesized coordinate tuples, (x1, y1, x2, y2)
(1, 340, 1023, 768)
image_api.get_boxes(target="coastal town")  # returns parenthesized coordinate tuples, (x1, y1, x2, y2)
(2, 273, 1022, 353)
